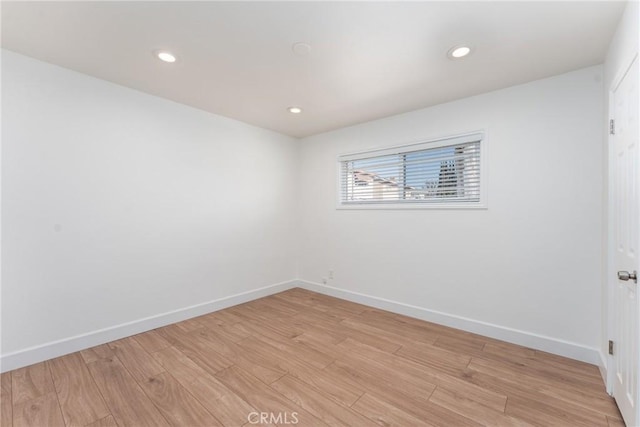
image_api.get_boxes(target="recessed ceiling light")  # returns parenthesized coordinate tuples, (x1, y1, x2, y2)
(156, 51, 177, 63)
(288, 107, 303, 114)
(448, 45, 472, 59)
(292, 42, 311, 56)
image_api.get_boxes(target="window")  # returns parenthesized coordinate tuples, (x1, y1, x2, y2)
(338, 132, 484, 208)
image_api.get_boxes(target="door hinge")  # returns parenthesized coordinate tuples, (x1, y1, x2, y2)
(610, 119, 616, 135)
(609, 340, 614, 355)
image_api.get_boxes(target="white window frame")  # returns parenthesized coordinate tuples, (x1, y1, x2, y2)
(336, 130, 488, 210)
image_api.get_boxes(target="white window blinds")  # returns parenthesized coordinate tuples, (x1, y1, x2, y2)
(339, 133, 483, 206)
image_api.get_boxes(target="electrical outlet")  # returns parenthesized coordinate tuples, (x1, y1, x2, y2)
(329, 270, 334, 279)
(322, 277, 328, 285)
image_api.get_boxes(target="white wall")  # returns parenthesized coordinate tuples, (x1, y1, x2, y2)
(297, 66, 604, 360)
(1, 50, 298, 366)
(602, 0, 639, 376)
(0, 49, 609, 369)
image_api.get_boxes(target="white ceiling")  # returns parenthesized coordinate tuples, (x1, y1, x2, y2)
(2, 1, 626, 138)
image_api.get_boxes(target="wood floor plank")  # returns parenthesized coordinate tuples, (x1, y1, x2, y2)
(192, 328, 287, 384)
(289, 302, 352, 324)
(269, 293, 318, 313)
(186, 375, 256, 427)
(196, 317, 252, 342)
(287, 365, 364, 408)
(11, 362, 55, 406)
(331, 323, 407, 353)
(86, 356, 169, 427)
(236, 336, 365, 407)
(339, 317, 412, 348)
(336, 337, 508, 413)
(224, 302, 285, 323)
(327, 358, 489, 426)
(291, 330, 346, 361)
(385, 309, 505, 346)
(151, 346, 210, 386)
(3, 288, 618, 427)
(229, 306, 307, 339)
(325, 360, 446, 422)
(249, 297, 301, 317)
(48, 352, 110, 426)
(475, 345, 606, 391)
(150, 345, 257, 426)
(1, 373, 12, 427)
(505, 394, 609, 427)
(139, 372, 223, 427)
(241, 420, 277, 427)
(351, 392, 437, 427)
(345, 314, 440, 346)
(483, 341, 536, 359)
(297, 314, 401, 353)
(108, 337, 165, 384)
(169, 318, 203, 333)
(157, 325, 233, 376)
(214, 366, 327, 426)
(289, 313, 356, 334)
(85, 415, 118, 427)
(429, 387, 528, 426)
(433, 334, 488, 355)
(607, 415, 626, 427)
(240, 323, 334, 369)
(270, 375, 375, 427)
(80, 345, 115, 364)
(334, 340, 438, 398)
(395, 340, 472, 376)
(533, 349, 603, 378)
(359, 307, 456, 337)
(458, 367, 611, 425)
(468, 357, 620, 418)
(292, 291, 369, 315)
(132, 330, 172, 354)
(12, 392, 65, 427)
(203, 308, 245, 326)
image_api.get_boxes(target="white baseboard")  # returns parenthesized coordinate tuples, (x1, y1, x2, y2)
(0, 280, 298, 373)
(2, 278, 601, 372)
(599, 350, 612, 394)
(296, 280, 600, 365)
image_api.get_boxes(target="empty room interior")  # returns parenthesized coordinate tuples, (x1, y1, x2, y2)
(1, 1, 640, 426)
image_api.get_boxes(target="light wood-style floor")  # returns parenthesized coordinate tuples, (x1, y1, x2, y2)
(1, 288, 624, 427)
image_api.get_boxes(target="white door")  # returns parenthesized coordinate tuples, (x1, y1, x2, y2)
(612, 54, 640, 427)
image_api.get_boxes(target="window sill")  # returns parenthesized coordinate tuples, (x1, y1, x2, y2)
(336, 202, 488, 210)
